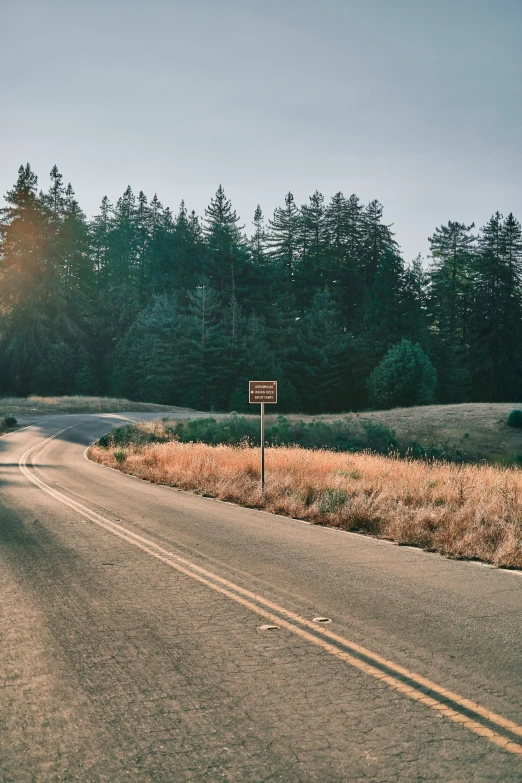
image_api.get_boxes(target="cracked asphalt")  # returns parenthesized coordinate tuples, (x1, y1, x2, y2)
(1, 413, 522, 782)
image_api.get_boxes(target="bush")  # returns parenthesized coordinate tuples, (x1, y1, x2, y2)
(113, 448, 128, 463)
(367, 339, 437, 409)
(507, 410, 522, 429)
(1, 415, 17, 428)
(361, 420, 397, 453)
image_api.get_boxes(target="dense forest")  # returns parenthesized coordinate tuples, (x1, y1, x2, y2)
(0, 163, 521, 412)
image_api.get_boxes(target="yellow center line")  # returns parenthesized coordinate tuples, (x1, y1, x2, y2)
(18, 428, 522, 759)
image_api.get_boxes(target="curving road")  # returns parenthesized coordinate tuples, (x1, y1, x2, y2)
(1, 413, 522, 782)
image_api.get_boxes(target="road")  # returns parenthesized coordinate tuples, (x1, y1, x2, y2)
(1, 413, 522, 782)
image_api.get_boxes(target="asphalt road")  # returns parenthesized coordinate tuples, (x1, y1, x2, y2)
(1, 413, 522, 782)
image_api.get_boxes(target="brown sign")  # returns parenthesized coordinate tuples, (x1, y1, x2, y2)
(249, 380, 277, 404)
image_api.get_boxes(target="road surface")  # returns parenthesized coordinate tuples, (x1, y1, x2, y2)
(1, 413, 522, 782)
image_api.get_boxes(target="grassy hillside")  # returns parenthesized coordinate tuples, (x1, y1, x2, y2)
(0, 395, 193, 418)
(217, 402, 522, 465)
(242, 403, 520, 466)
(354, 403, 522, 466)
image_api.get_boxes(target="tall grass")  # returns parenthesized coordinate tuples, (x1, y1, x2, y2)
(89, 439, 522, 569)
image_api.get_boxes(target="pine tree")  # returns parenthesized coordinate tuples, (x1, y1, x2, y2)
(111, 295, 182, 404)
(324, 192, 365, 327)
(135, 190, 151, 294)
(361, 199, 398, 287)
(163, 201, 206, 295)
(61, 183, 91, 290)
(110, 185, 137, 287)
(0, 163, 48, 305)
(365, 249, 407, 342)
(403, 254, 429, 346)
(180, 281, 224, 409)
(470, 213, 522, 400)
(203, 185, 248, 302)
(251, 205, 266, 266)
(427, 221, 476, 402)
(295, 191, 327, 307)
(266, 192, 300, 300)
(90, 196, 113, 286)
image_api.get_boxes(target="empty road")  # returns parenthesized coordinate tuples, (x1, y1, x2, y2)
(1, 413, 522, 782)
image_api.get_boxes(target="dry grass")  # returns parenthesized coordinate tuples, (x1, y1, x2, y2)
(0, 395, 192, 417)
(89, 440, 522, 569)
(285, 403, 522, 466)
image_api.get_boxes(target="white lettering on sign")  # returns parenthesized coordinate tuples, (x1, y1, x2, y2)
(249, 381, 277, 404)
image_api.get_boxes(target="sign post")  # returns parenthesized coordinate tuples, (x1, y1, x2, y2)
(249, 381, 277, 491)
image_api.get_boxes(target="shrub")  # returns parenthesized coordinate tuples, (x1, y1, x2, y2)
(367, 339, 437, 410)
(113, 448, 128, 463)
(361, 420, 397, 453)
(1, 415, 17, 428)
(507, 410, 522, 429)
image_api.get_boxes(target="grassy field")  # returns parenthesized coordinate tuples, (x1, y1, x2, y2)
(355, 402, 522, 465)
(89, 436, 522, 569)
(190, 402, 522, 465)
(263, 403, 522, 466)
(0, 395, 191, 418)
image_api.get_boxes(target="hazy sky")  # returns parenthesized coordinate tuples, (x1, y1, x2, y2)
(2, 0, 521, 261)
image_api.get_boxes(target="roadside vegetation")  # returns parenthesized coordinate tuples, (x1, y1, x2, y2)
(0, 395, 188, 418)
(96, 415, 397, 457)
(89, 409, 522, 569)
(95, 403, 522, 466)
(0, 415, 18, 434)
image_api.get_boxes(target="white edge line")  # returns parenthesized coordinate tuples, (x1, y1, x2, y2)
(1, 424, 34, 436)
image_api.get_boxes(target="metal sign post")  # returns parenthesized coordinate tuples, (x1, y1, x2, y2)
(260, 402, 265, 489)
(249, 381, 277, 492)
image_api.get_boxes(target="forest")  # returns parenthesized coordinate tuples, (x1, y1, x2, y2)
(0, 163, 521, 413)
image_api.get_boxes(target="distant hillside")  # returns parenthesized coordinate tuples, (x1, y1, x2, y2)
(283, 403, 522, 466)
(0, 395, 193, 418)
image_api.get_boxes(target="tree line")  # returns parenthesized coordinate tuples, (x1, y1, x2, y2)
(0, 163, 521, 412)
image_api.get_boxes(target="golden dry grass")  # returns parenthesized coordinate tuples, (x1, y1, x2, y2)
(89, 440, 522, 569)
(0, 395, 192, 417)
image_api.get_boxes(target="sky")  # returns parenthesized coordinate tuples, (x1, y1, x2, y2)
(1, 0, 521, 262)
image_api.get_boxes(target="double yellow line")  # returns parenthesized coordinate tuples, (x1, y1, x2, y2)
(19, 427, 522, 759)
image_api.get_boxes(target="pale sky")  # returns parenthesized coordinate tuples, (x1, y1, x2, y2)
(2, 0, 521, 262)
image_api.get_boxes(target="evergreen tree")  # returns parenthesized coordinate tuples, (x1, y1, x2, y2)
(110, 185, 137, 287)
(90, 196, 113, 286)
(111, 295, 182, 404)
(181, 281, 224, 409)
(361, 199, 398, 287)
(403, 254, 429, 346)
(0, 163, 48, 305)
(323, 192, 364, 327)
(296, 191, 327, 307)
(135, 190, 151, 294)
(470, 213, 522, 400)
(251, 205, 266, 266)
(367, 339, 437, 409)
(204, 185, 249, 302)
(266, 192, 299, 301)
(427, 220, 475, 402)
